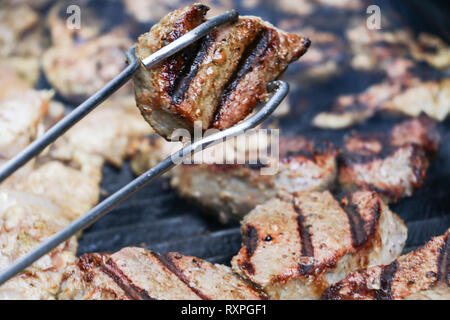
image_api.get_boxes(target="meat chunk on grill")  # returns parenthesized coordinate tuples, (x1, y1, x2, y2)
(49, 95, 153, 168)
(380, 78, 450, 122)
(231, 191, 407, 299)
(170, 135, 338, 223)
(0, 190, 77, 300)
(338, 116, 440, 203)
(322, 230, 449, 300)
(0, 90, 53, 160)
(133, 4, 310, 139)
(59, 247, 266, 300)
(42, 29, 132, 103)
(11, 161, 101, 221)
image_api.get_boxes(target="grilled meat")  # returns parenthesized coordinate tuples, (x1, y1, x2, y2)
(380, 78, 450, 122)
(313, 80, 402, 129)
(0, 90, 53, 160)
(0, 4, 39, 57)
(42, 29, 132, 103)
(410, 33, 450, 70)
(171, 135, 338, 223)
(0, 190, 77, 300)
(0, 59, 36, 99)
(231, 191, 407, 299)
(133, 4, 310, 138)
(49, 95, 152, 168)
(322, 230, 449, 300)
(59, 247, 266, 300)
(11, 161, 101, 221)
(338, 117, 440, 203)
(128, 135, 182, 177)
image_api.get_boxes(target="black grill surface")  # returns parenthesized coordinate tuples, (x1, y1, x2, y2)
(56, 0, 450, 264)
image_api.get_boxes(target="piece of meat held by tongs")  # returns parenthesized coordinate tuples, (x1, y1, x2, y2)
(134, 4, 310, 139)
(0, 5, 309, 286)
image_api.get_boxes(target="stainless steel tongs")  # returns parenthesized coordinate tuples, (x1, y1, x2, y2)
(0, 10, 289, 285)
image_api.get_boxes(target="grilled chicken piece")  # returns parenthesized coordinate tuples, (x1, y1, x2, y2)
(231, 191, 407, 299)
(0, 190, 77, 300)
(380, 78, 450, 122)
(42, 29, 132, 103)
(133, 4, 310, 139)
(59, 247, 266, 300)
(0, 4, 39, 57)
(313, 80, 403, 129)
(0, 90, 53, 160)
(11, 161, 101, 221)
(322, 230, 449, 300)
(410, 33, 450, 70)
(0, 59, 36, 99)
(338, 116, 440, 203)
(49, 95, 152, 168)
(171, 135, 338, 223)
(276, 23, 345, 84)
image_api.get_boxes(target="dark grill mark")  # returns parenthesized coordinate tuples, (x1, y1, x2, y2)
(240, 225, 259, 276)
(151, 253, 211, 300)
(100, 258, 155, 300)
(243, 225, 259, 257)
(339, 196, 368, 248)
(292, 201, 314, 258)
(437, 234, 449, 285)
(170, 34, 215, 105)
(240, 261, 256, 275)
(214, 29, 273, 122)
(376, 261, 398, 300)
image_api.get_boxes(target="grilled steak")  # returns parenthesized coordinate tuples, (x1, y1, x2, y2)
(59, 247, 266, 300)
(171, 135, 338, 223)
(231, 191, 407, 299)
(322, 230, 450, 300)
(0, 190, 77, 300)
(133, 4, 310, 139)
(338, 116, 440, 203)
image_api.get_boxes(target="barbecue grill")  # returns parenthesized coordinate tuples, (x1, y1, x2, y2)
(1, 0, 449, 283)
(79, 0, 450, 261)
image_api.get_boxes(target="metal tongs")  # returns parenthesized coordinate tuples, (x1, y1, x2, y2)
(0, 10, 289, 285)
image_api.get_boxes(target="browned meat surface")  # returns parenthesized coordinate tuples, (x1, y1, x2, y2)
(322, 230, 450, 300)
(231, 191, 407, 299)
(380, 78, 450, 122)
(133, 4, 310, 139)
(42, 29, 132, 103)
(59, 247, 266, 300)
(49, 95, 153, 168)
(171, 135, 338, 223)
(0, 190, 78, 300)
(338, 117, 441, 203)
(0, 90, 53, 160)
